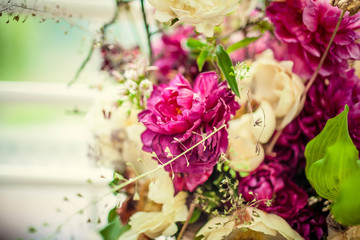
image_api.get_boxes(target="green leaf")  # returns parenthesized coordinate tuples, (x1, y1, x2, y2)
(226, 37, 259, 54)
(186, 38, 207, 51)
(197, 48, 210, 71)
(107, 207, 117, 222)
(331, 171, 360, 226)
(307, 141, 360, 200)
(305, 105, 353, 175)
(100, 207, 130, 240)
(189, 207, 201, 224)
(215, 45, 239, 97)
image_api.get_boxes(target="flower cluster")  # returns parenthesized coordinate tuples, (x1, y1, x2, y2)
(81, 0, 360, 239)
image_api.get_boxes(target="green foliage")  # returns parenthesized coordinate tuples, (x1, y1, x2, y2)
(215, 45, 239, 97)
(100, 207, 130, 240)
(331, 172, 360, 226)
(226, 37, 259, 54)
(307, 141, 360, 200)
(305, 105, 360, 225)
(305, 105, 354, 175)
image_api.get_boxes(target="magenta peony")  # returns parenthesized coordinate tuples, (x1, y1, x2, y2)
(139, 72, 240, 192)
(238, 163, 308, 220)
(267, 0, 360, 79)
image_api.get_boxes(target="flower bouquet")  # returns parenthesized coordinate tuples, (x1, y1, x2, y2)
(85, 0, 360, 239)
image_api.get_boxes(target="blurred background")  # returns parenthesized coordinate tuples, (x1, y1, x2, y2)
(0, 0, 149, 239)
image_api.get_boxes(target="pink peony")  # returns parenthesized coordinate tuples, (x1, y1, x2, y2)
(267, 0, 360, 79)
(238, 163, 308, 220)
(139, 72, 240, 192)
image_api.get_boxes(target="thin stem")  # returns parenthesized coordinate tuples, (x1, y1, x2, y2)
(68, 0, 122, 86)
(265, 129, 283, 156)
(178, 202, 196, 240)
(112, 124, 226, 193)
(140, 0, 153, 63)
(68, 40, 95, 87)
(266, 10, 345, 153)
(303, 10, 346, 94)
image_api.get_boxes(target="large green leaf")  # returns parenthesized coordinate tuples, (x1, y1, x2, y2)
(226, 37, 259, 54)
(215, 45, 239, 97)
(305, 105, 353, 175)
(307, 141, 360, 200)
(100, 207, 130, 240)
(331, 171, 360, 226)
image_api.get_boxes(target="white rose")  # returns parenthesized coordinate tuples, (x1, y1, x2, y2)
(196, 207, 303, 240)
(86, 87, 145, 169)
(121, 168, 188, 239)
(228, 101, 275, 172)
(240, 50, 305, 130)
(147, 0, 239, 37)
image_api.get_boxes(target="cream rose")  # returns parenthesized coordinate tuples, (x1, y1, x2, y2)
(196, 207, 303, 240)
(86, 87, 145, 170)
(121, 168, 189, 239)
(147, 0, 239, 37)
(228, 101, 276, 172)
(239, 50, 305, 130)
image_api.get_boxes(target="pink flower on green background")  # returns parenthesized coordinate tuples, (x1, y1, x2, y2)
(139, 72, 239, 192)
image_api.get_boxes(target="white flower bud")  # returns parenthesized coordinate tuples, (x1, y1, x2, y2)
(139, 79, 153, 96)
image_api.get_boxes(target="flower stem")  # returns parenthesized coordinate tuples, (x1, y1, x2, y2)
(178, 202, 196, 240)
(303, 10, 346, 94)
(140, 0, 153, 63)
(267, 10, 345, 154)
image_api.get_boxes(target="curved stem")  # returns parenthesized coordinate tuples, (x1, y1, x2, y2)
(303, 10, 346, 94)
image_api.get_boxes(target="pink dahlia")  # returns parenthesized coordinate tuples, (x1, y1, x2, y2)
(267, 0, 360, 79)
(238, 163, 308, 220)
(139, 72, 240, 192)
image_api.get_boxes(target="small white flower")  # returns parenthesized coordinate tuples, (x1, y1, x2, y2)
(125, 80, 138, 94)
(117, 85, 129, 101)
(139, 79, 153, 96)
(124, 69, 139, 81)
